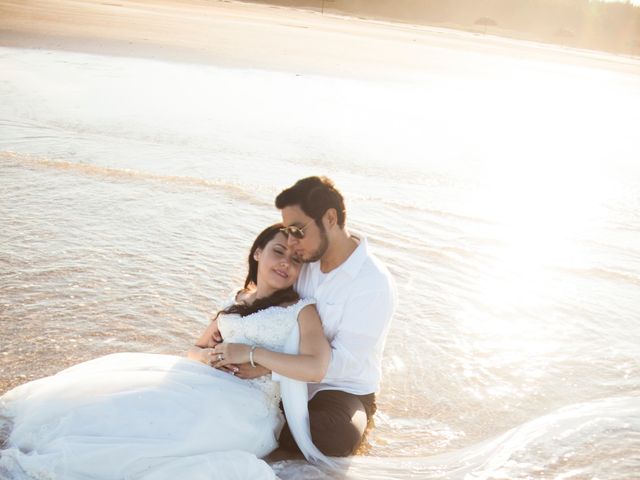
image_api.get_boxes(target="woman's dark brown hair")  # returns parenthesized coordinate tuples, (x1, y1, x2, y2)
(214, 223, 299, 321)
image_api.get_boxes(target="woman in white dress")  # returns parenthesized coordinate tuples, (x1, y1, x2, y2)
(0, 224, 331, 480)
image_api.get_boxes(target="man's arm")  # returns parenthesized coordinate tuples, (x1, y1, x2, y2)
(322, 287, 395, 384)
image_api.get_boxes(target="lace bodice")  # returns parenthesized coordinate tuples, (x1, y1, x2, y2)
(218, 298, 316, 408)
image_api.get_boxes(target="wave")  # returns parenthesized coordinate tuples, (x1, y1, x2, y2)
(273, 394, 640, 479)
(0, 151, 270, 207)
(467, 394, 640, 479)
(353, 193, 492, 226)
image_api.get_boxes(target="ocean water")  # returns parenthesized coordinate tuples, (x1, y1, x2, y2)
(1, 24, 640, 479)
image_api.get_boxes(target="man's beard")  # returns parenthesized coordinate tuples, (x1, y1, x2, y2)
(304, 224, 329, 263)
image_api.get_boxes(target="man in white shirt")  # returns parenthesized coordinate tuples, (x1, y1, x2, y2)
(275, 176, 396, 457)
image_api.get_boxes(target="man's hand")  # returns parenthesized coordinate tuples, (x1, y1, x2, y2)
(209, 343, 270, 379)
(232, 363, 270, 380)
(204, 318, 268, 379)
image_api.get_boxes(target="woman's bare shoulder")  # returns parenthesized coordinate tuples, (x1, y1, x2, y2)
(234, 289, 253, 304)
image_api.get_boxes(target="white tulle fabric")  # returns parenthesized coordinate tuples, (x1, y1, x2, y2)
(0, 298, 326, 479)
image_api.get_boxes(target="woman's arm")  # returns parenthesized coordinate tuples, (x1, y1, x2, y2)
(213, 304, 330, 383)
(187, 318, 223, 365)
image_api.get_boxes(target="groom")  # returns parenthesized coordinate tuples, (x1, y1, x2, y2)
(273, 176, 396, 456)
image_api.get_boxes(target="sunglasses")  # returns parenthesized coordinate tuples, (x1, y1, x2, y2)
(280, 220, 313, 239)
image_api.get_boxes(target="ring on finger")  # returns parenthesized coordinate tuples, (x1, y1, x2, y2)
(217, 353, 223, 361)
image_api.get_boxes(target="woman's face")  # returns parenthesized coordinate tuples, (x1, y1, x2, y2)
(255, 232, 303, 291)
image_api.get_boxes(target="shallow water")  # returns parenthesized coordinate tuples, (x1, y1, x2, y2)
(1, 26, 640, 479)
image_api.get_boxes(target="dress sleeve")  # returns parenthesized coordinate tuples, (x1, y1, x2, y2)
(290, 297, 316, 317)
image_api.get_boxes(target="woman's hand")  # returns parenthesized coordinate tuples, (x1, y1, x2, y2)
(195, 347, 217, 366)
(192, 343, 271, 379)
(211, 343, 251, 368)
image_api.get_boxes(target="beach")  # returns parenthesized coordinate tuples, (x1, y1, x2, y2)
(2, 1, 640, 478)
(3, 0, 640, 79)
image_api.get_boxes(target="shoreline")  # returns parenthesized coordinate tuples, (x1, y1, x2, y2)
(2, 0, 639, 80)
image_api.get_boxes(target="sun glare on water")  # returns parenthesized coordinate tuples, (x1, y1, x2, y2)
(453, 67, 620, 368)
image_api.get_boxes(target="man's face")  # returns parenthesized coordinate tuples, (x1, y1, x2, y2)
(281, 205, 329, 263)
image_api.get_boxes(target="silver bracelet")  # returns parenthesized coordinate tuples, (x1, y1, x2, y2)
(249, 345, 258, 368)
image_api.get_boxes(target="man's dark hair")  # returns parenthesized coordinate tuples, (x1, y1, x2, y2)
(275, 176, 346, 228)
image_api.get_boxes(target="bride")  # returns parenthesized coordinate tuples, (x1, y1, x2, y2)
(0, 224, 332, 480)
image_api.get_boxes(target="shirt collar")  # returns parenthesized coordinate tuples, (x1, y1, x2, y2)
(334, 233, 368, 279)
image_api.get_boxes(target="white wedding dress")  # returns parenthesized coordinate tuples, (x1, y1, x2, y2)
(0, 298, 322, 480)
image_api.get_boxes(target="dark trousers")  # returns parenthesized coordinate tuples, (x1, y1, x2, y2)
(278, 389, 376, 457)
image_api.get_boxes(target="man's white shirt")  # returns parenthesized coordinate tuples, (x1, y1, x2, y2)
(295, 235, 396, 398)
